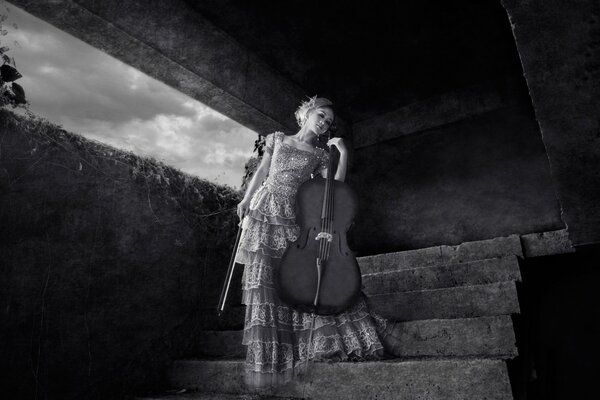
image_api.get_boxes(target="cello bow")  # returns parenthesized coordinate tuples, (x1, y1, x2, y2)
(217, 224, 243, 316)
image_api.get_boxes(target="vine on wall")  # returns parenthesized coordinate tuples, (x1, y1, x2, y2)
(1, 109, 241, 236)
(0, 8, 26, 108)
(241, 134, 265, 191)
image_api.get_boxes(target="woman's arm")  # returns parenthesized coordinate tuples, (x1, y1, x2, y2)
(321, 137, 348, 182)
(334, 150, 348, 182)
(243, 152, 271, 201)
(237, 152, 271, 220)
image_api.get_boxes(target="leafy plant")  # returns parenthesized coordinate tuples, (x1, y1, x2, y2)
(0, 10, 27, 108)
(241, 134, 265, 191)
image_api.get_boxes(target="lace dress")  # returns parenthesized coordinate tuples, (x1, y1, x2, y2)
(234, 131, 387, 388)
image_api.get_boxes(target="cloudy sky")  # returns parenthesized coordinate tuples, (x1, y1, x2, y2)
(2, 3, 257, 188)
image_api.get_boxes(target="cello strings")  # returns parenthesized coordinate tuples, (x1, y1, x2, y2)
(319, 185, 327, 260)
(315, 162, 329, 310)
(320, 155, 333, 259)
(324, 179, 331, 260)
(325, 158, 334, 260)
(322, 172, 330, 261)
(303, 141, 336, 392)
(315, 144, 336, 312)
(321, 167, 330, 258)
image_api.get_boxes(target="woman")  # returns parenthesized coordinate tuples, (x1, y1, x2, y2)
(235, 96, 390, 388)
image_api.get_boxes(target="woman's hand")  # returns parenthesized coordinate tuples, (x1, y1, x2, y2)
(327, 137, 348, 182)
(327, 137, 347, 156)
(237, 198, 251, 221)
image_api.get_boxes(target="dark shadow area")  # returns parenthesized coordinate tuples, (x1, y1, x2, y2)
(510, 246, 600, 399)
(186, 0, 524, 122)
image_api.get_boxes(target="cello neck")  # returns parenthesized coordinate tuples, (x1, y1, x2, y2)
(320, 131, 338, 217)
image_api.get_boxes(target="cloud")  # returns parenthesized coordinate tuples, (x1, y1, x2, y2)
(2, 4, 258, 188)
(67, 109, 257, 188)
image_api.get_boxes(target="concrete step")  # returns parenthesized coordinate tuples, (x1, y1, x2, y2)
(367, 281, 520, 321)
(381, 315, 517, 358)
(358, 234, 523, 275)
(137, 392, 299, 400)
(168, 358, 513, 400)
(208, 280, 520, 330)
(190, 315, 517, 359)
(362, 256, 521, 295)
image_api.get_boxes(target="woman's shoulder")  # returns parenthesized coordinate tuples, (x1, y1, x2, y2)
(266, 131, 285, 141)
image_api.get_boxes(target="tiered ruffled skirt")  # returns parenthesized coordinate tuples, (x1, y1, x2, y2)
(234, 182, 387, 388)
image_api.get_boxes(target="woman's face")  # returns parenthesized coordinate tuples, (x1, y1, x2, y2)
(306, 106, 334, 135)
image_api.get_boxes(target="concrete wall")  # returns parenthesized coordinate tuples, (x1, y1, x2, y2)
(0, 111, 239, 399)
(501, 0, 600, 247)
(349, 104, 564, 255)
(8, 0, 594, 252)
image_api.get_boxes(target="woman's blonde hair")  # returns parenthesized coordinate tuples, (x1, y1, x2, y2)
(294, 95, 335, 129)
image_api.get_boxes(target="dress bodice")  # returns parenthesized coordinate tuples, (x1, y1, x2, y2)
(263, 131, 328, 197)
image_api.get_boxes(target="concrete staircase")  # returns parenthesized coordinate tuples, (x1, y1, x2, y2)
(139, 232, 572, 400)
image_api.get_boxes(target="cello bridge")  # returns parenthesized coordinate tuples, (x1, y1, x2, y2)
(315, 232, 333, 242)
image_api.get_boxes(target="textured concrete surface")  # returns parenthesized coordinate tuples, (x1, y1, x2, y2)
(169, 359, 513, 400)
(383, 315, 517, 358)
(353, 79, 524, 148)
(440, 234, 524, 263)
(350, 105, 564, 254)
(137, 393, 298, 400)
(189, 315, 517, 359)
(357, 230, 574, 274)
(501, 0, 600, 247)
(7, 0, 304, 135)
(367, 281, 520, 321)
(520, 229, 575, 257)
(358, 245, 446, 274)
(0, 111, 240, 399)
(362, 256, 521, 295)
(358, 234, 523, 275)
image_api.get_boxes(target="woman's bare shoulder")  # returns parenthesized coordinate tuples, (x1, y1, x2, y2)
(267, 131, 284, 141)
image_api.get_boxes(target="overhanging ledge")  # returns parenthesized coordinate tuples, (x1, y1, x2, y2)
(8, 0, 307, 135)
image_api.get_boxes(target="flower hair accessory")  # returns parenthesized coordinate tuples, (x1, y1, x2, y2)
(294, 95, 334, 128)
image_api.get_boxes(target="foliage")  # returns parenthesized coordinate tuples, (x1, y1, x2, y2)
(241, 133, 266, 191)
(0, 10, 27, 108)
(1, 109, 242, 246)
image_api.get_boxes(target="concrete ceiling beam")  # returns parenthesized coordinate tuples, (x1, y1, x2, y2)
(7, 0, 308, 135)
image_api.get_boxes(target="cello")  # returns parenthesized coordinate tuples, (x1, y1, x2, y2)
(275, 134, 362, 315)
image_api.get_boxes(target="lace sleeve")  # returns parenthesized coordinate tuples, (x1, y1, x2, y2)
(264, 132, 276, 156)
